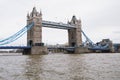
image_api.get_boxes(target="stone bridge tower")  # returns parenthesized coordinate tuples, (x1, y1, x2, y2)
(68, 16, 82, 47)
(26, 7, 47, 54)
(27, 7, 42, 45)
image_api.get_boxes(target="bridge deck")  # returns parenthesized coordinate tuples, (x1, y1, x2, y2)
(0, 46, 31, 49)
(88, 47, 110, 51)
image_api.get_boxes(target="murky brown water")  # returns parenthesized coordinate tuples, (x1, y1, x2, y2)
(0, 53, 120, 80)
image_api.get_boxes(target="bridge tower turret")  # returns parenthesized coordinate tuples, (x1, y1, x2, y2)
(27, 7, 42, 45)
(26, 7, 48, 54)
(68, 16, 82, 47)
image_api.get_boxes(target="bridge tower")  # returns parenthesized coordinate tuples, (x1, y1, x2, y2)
(26, 7, 48, 54)
(68, 16, 82, 47)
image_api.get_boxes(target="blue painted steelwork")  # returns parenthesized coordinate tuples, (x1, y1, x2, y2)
(0, 22, 34, 45)
(0, 46, 31, 49)
(64, 47, 75, 52)
(42, 20, 75, 29)
(81, 30, 94, 45)
(88, 44, 110, 51)
(81, 30, 112, 51)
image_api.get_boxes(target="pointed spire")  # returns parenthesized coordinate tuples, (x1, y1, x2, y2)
(32, 7, 37, 14)
(71, 15, 77, 24)
(40, 10, 42, 16)
(72, 15, 77, 21)
(78, 18, 81, 23)
(67, 20, 70, 24)
(27, 12, 30, 19)
(31, 7, 37, 17)
(29, 7, 42, 18)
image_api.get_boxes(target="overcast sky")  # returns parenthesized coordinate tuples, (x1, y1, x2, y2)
(0, 0, 120, 45)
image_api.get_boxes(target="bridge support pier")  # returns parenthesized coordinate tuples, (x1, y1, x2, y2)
(23, 46, 48, 55)
(75, 47, 91, 53)
(31, 46, 48, 54)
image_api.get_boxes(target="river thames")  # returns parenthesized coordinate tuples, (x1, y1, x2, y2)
(0, 53, 120, 80)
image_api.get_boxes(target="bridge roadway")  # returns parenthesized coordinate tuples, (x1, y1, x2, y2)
(0, 46, 75, 52)
(48, 47, 75, 52)
(0, 46, 31, 49)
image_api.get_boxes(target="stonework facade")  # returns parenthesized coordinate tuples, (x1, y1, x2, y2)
(68, 16, 82, 47)
(27, 7, 42, 46)
(31, 46, 48, 55)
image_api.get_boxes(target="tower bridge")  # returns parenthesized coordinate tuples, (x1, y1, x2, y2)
(0, 7, 117, 54)
(26, 7, 82, 54)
